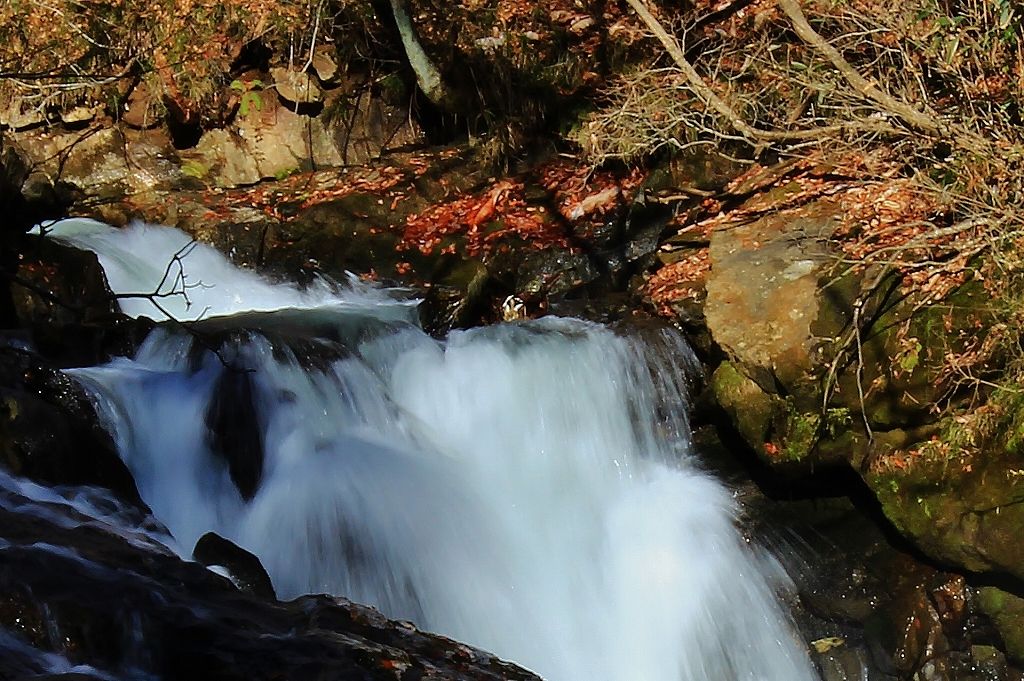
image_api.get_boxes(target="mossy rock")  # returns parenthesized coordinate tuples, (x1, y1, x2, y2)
(979, 587, 1024, 665)
(821, 276, 991, 432)
(710, 361, 778, 449)
(867, 426, 1024, 580)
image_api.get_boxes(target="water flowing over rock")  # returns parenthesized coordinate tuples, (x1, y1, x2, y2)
(0, 470, 543, 681)
(19, 219, 822, 681)
(0, 346, 142, 506)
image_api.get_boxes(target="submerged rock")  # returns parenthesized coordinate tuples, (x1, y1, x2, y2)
(206, 370, 264, 501)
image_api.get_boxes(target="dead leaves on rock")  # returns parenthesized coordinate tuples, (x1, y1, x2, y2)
(400, 179, 561, 259)
(644, 250, 710, 316)
(647, 152, 979, 317)
(399, 159, 645, 260)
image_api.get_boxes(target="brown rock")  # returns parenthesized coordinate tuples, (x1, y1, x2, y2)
(121, 81, 164, 129)
(185, 95, 421, 187)
(270, 67, 323, 105)
(704, 200, 839, 392)
(310, 47, 339, 82)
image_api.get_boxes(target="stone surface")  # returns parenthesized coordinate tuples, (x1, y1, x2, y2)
(10, 235, 152, 367)
(271, 67, 323, 104)
(703, 198, 853, 469)
(0, 480, 543, 680)
(0, 347, 143, 507)
(7, 91, 421, 200)
(867, 439, 1024, 583)
(709, 360, 778, 449)
(12, 237, 117, 328)
(705, 201, 837, 392)
(701, 194, 983, 476)
(14, 126, 185, 201)
(184, 93, 419, 187)
(193, 532, 276, 600)
(980, 589, 1024, 666)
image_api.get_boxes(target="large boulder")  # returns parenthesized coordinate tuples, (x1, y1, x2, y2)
(703, 196, 862, 470)
(687, 187, 1024, 619)
(866, 408, 1024, 584)
(702, 194, 982, 474)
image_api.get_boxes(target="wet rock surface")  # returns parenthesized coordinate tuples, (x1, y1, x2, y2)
(0, 478, 542, 681)
(768, 496, 1021, 681)
(695, 422, 1024, 681)
(0, 347, 142, 507)
(193, 532, 276, 600)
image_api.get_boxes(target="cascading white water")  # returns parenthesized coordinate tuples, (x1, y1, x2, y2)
(34, 219, 418, 323)
(51, 218, 819, 681)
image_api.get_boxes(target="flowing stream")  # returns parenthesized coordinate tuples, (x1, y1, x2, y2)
(43, 219, 819, 681)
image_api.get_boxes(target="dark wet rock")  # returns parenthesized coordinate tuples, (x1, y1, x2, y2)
(265, 193, 411, 279)
(864, 576, 952, 676)
(813, 646, 875, 681)
(0, 483, 542, 681)
(728, 455, 1022, 681)
(193, 532, 276, 600)
(12, 671, 110, 675)
(1, 135, 77, 328)
(11, 236, 116, 327)
(206, 370, 263, 501)
(9, 235, 153, 367)
(0, 347, 142, 507)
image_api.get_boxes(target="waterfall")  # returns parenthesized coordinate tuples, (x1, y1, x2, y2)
(49, 219, 819, 681)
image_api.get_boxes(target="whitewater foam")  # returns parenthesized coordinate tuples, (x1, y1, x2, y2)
(55, 221, 818, 681)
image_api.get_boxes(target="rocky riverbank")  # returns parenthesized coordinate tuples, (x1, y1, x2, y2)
(4, 0, 1024, 678)
(3, 123, 1023, 679)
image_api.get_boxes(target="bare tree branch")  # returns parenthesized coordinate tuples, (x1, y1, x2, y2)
(623, 0, 865, 143)
(776, 0, 943, 135)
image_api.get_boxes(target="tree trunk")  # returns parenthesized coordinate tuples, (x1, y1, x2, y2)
(389, 0, 450, 108)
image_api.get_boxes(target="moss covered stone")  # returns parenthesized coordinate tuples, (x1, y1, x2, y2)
(979, 587, 1024, 665)
(710, 361, 777, 448)
(866, 424, 1024, 581)
(780, 404, 821, 462)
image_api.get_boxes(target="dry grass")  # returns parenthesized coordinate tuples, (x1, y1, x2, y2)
(585, 0, 1024, 421)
